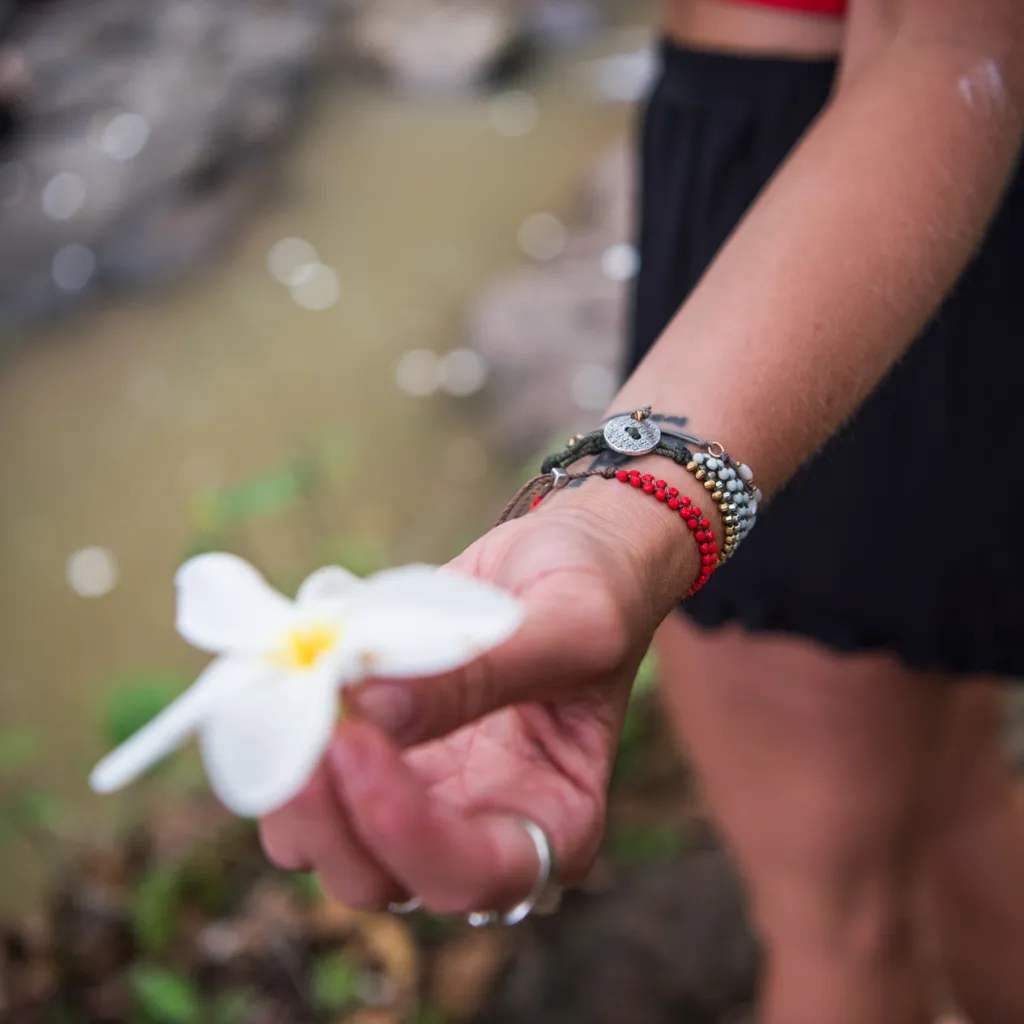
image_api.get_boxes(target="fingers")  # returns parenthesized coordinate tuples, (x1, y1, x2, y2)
(329, 722, 553, 915)
(345, 570, 630, 747)
(258, 758, 404, 910)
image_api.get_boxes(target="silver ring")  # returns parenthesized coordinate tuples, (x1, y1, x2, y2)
(466, 818, 560, 928)
(387, 896, 423, 915)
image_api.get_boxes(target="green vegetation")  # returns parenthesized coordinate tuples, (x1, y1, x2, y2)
(129, 966, 201, 1024)
(0, 727, 61, 847)
(311, 953, 361, 1015)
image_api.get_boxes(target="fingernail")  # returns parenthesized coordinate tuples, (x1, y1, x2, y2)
(351, 683, 415, 740)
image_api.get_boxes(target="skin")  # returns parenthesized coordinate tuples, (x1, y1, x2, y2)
(261, 0, 1024, 1020)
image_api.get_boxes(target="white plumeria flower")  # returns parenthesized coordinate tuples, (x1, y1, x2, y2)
(89, 553, 523, 817)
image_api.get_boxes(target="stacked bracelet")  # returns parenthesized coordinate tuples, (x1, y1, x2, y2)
(496, 408, 759, 592)
(538, 408, 760, 566)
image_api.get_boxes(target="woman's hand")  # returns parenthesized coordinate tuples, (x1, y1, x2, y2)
(258, 473, 696, 914)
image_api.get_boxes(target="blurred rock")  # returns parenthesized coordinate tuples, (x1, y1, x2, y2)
(527, 0, 600, 46)
(51, 877, 133, 982)
(472, 847, 760, 1024)
(80, 975, 132, 1020)
(144, 798, 234, 866)
(464, 144, 635, 457)
(0, 0, 333, 328)
(1, 909, 59, 1010)
(238, 880, 308, 956)
(349, 0, 528, 95)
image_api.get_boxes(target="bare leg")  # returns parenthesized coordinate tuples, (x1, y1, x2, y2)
(656, 614, 953, 1024)
(925, 681, 1024, 1024)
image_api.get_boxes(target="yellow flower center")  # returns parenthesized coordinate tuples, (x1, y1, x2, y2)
(276, 624, 340, 671)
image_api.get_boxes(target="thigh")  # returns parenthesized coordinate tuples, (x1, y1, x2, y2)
(928, 680, 1017, 835)
(655, 614, 955, 911)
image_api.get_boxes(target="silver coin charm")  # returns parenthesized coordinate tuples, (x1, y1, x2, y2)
(603, 412, 662, 455)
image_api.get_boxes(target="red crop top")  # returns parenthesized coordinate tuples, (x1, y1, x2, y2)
(722, 0, 847, 15)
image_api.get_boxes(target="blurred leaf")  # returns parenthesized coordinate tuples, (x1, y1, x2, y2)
(182, 533, 224, 560)
(179, 849, 235, 917)
(132, 865, 182, 954)
(633, 646, 659, 696)
(286, 871, 322, 902)
(311, 953, 360, 1014)
(191, 461, 315, 531)
(103, 674, 190, 750)
(607, 823, 685, 866)
(612, 695, 654, 788)
(13, 789, 61, 829)
(129, 967, 200, 1024)
(411, 1006, 450, 1024)
(0, 728, 40, 772)
(317, 430, 356, 481)
(44, 1000, 76, 1024)
(207, 989, 254, 1024)
(321, 534, 390, 578)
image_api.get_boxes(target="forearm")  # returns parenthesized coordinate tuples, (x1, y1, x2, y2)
(616, 29, 1023, 499)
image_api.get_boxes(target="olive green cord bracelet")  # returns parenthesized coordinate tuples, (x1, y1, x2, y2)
(540, 430, 694, 475)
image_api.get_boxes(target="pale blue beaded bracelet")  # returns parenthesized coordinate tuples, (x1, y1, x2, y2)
(684, 449, 760, 562)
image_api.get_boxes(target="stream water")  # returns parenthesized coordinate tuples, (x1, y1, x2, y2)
(0, 24, 649, 911)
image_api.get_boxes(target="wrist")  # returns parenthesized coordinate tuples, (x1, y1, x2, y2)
(532, 453, 714, 623)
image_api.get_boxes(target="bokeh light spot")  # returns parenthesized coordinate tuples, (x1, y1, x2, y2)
(437, 348, 487, 397)
(42, 172, 87, 221)
(66, 547, 119, 598)
(98, 112, 151, 161)
(396, 349, 440, 397)
(52, 243, 96, 292)
(518, 212, 567, 261)
(267, 237, 319, 286)
(289, 263, 340, 311)
(601, 243, 640, 282)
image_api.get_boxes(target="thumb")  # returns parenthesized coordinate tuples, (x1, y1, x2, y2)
(343, 571, 629, 746)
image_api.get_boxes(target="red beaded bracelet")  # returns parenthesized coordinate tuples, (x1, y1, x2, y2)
(507, 465, 717, 597)
(613, 468, 718, 596)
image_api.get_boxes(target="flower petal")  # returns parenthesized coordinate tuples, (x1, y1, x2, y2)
(198, 668, 338, 817)
(296, 565, 362, 609)
(89, 656, 255, 794)
(176, 553, 294, 654)
(344, 565, 524, 678)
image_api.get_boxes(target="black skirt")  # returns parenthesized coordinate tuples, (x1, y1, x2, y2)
(628, 41, 1024, 677)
